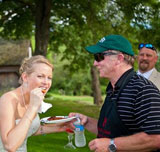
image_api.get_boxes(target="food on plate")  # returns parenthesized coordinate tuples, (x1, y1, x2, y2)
(47, 116, 65, 121)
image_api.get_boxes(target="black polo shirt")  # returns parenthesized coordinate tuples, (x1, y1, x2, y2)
(99, 68, 160, 135)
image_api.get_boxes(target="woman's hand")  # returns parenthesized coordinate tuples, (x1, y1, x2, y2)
(57, 122, 74, 132)
(29, 88, 44, 111)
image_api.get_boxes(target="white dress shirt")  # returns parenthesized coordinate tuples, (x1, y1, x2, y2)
(137, 68, 154, 79)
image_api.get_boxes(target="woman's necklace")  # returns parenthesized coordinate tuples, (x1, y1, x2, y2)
(20, 87, 27, 110)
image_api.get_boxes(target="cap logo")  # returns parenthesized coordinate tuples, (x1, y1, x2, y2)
(99, 37, 105, 43)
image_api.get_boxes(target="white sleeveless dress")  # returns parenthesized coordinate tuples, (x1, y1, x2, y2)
(0, 114, 40, 152)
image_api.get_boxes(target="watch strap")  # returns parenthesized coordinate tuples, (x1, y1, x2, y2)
(108, 138, 117, 152)
(110, 138, 114, 144)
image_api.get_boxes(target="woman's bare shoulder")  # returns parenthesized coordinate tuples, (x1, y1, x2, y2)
(0, 90, 19, 106)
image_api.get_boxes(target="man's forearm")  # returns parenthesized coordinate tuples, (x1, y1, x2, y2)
(115, 132, 160, 151)
(85, 117, 98, 134)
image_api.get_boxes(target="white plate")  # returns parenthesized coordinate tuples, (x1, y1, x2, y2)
(40, 116, 77, 124)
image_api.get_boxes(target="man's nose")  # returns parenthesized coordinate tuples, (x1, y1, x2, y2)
(142, 54, 147, 60)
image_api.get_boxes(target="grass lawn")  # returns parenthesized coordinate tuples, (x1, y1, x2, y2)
(48, 93, 94, 104)
(27, 94, 101, 152)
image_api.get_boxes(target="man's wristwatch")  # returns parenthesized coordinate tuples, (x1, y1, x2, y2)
(108, 138, 117, 152)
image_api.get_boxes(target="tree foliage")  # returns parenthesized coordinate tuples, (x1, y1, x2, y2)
(0, 0, 35, 39)
(0, 0, 160, 99)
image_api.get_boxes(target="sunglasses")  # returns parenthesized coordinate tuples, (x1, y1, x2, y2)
(94, 52, 118, 62)
(138, 43, 156, 51)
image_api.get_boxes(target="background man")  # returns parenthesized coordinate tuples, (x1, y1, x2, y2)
(70, 35, 160, 152)
(137, 43, 160, 90)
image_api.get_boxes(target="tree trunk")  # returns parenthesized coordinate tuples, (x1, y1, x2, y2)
(91, 66, 103, 105)
(34, 0, 51, 56)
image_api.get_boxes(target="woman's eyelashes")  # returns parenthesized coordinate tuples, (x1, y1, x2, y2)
(48, 77, 52, 80)
(37, 75, 52, 81)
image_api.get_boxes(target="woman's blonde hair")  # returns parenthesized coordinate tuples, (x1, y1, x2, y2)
(19, 55, 53, 84)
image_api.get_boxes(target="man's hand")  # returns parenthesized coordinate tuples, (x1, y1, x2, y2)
(69, 112, 88, 125)
(89, 138, 110, 152)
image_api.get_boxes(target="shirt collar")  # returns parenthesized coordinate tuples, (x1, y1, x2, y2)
(137, 68, 154, 79)
(107, 68, 134, 94)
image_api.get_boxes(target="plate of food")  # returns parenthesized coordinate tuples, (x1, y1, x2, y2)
(40, 116, 77, 124)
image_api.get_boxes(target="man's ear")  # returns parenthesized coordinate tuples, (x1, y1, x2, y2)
(155, 54, 158, 63)
(117, 53, 124, 62)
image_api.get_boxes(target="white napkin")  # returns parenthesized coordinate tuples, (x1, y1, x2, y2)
(38, 101, 52, 113)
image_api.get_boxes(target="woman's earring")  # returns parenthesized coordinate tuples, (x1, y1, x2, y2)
(23, 82, 28, 88)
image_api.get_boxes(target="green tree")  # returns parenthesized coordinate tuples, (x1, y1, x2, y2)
(1, 0, 160, 105)
(0, 0, 51, 56)
(112, 0, 160, 49)
(0, 0, 109, 104)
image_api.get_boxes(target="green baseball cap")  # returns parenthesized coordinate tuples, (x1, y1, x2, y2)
(85, 35, 134, 56)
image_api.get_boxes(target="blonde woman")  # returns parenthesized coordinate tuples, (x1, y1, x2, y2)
(0, 55, 69, 152)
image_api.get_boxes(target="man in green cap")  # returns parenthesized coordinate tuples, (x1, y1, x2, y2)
(69, 35, 160, 152)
